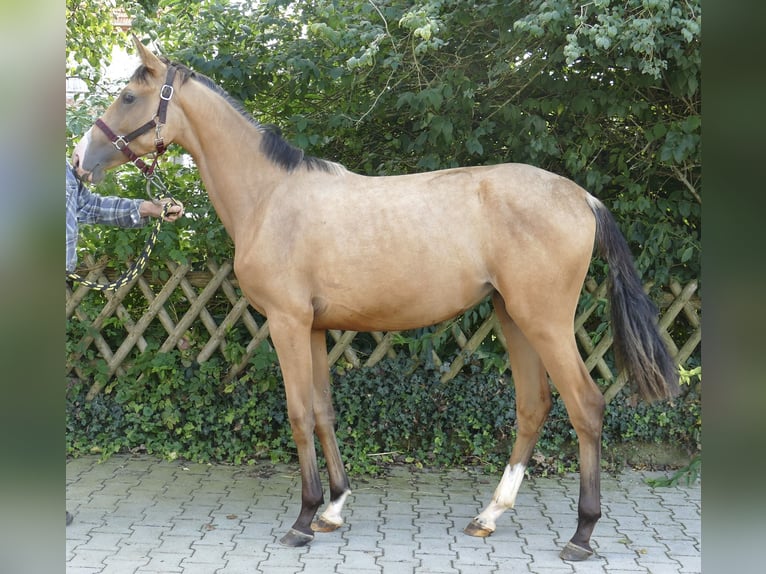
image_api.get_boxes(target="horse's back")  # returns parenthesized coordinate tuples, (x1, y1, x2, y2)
(360, 162, 593, 228)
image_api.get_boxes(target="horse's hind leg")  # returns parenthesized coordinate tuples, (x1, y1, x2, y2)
(539, 335, 604, 560)
(309, 329, 352, 533)
(465, 293, 552, 538)
(524, 322, 605, 561)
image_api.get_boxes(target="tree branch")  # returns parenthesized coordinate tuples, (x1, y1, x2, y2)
(672, 166, 702, 204)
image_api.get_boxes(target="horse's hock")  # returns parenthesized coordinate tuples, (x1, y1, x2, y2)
(66, 254, 701, 403)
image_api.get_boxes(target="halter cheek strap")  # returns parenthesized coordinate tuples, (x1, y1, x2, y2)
(95, 65, 177, 177)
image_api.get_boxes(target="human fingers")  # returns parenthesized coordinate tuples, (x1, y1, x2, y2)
(160, 202, 183, 221)
(163, 200, 184, 218)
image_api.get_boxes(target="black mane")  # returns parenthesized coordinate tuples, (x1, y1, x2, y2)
(258, 125, 334, 173)
(133, 59, 341, 174)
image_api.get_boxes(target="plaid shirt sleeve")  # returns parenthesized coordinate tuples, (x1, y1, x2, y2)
(66, 162, 147, 272)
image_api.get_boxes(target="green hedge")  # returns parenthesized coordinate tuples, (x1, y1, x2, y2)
(66, 350, 701, 476)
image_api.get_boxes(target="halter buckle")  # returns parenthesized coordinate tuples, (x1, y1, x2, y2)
(160, 84, 174, 101)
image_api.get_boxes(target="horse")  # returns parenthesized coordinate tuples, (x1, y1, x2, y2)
(71, 36, 679, 561)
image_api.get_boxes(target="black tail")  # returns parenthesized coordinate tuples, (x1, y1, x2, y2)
(587, 196, 680, 402)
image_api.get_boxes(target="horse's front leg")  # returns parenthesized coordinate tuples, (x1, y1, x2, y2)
(309, 329, 352, 533)
(269, 314, 324, 547)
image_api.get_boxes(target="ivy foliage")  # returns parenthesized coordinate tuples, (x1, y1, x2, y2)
(67, 353, 701, 475)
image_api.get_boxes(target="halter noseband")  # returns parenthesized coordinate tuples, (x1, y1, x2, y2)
(95, 65, 177, 177)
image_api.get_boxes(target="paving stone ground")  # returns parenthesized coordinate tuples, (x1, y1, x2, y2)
(66, 455, 700, 573)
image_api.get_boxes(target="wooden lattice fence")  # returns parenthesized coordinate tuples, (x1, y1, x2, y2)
(66, 254, 701, 403)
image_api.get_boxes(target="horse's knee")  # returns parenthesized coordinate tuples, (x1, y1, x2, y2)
(287, 409, 315, 440)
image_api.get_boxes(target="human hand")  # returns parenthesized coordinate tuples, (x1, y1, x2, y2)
(140, 198, 185, 222)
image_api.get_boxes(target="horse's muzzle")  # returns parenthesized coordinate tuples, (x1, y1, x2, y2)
(72, 132, 107, 184)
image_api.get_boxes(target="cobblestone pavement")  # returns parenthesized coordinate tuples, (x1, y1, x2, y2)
(66, 455, 700, 573)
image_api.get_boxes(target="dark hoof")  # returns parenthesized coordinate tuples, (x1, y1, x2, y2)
(559, 540, 594, 561)
(311, 516, 342, 533)
(279, 528, 314, 547)
(66, 511, 74, 526)
(463, 519, 494, 538)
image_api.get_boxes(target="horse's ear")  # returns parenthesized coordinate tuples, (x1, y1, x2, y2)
(131, 34, 164, 74)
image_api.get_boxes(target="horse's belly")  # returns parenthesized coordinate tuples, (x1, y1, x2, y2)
(310, 279, 493, 331)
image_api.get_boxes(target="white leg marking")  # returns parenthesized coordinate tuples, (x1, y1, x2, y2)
(473, 463, 526, 532)
(318, 489, 351, 527)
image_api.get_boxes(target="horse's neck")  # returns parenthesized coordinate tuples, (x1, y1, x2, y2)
(175, 83, 278, 240)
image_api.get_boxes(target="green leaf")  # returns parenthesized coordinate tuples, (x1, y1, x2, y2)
(681, 246, 694, 262)
(466, 137, 483, 156)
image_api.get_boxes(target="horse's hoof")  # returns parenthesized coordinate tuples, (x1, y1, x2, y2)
(559, 540, 594, 561)
(279, 528, 314, 547)
(311, 516, 343, 533)
(463, 519, 494, 538)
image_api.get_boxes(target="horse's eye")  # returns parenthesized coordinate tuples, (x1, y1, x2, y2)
(122, 92, 136, 104)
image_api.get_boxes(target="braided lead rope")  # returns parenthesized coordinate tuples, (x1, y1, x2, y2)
(67, 178, 177, 292)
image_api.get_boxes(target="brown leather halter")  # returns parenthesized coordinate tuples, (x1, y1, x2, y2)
(94, 65, 177, 177)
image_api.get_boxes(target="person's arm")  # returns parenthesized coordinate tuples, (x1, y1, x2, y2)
(74, 175, 183, 226)
(76, 182, 146, 228)
(66, 162, 184, 272)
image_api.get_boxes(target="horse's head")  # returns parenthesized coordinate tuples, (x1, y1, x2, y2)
(72, 36, 181, 184)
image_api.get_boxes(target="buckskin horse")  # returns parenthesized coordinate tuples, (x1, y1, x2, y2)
(71, 37, 678, 561)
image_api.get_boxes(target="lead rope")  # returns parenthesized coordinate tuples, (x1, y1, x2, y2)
(67, 174, 178, 292)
